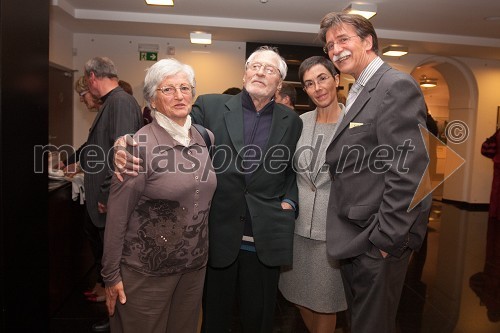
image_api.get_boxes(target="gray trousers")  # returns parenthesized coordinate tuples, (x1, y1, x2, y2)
(340, 246, 412, 333)
(110, 265, 206, 333)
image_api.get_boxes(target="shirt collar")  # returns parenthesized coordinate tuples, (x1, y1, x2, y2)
(356, 56, 384, 87)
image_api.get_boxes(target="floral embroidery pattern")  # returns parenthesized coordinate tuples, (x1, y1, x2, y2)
(123, 199, 209, 275)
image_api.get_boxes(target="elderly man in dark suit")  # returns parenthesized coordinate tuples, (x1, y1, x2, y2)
(319, 13, 432, 333)
(80, 56, 143, 332)
(194, 46, 302, 333)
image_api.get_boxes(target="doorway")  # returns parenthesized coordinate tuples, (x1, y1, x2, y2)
(411, 57, 478, 203)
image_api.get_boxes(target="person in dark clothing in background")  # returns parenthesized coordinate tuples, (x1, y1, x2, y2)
(81, 56, 143, 332)
(470, 127, 500, 322)
(222, 86, 242, 95)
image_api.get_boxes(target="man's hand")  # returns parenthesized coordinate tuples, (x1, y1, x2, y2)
(113, 134, 142, 182)
(63, 163, 80, 177)
(281, 202, 293, 210)
(105, 281, 127, 316)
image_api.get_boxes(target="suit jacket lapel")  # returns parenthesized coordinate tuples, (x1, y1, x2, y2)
(264, 105, 288, 157)
(331, 63, 391, 143)
(298, 110, 318, 183)
(312, 125, 334, 183)
(223, 94, 245, 159)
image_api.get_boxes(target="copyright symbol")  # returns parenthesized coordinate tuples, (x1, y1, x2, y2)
(445, 120, 469, 144)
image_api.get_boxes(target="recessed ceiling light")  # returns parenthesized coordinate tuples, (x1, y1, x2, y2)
(419, 75, 438, 88)
(190, 32, 212, 45)
(145, 0, 174, 6)
(343, 3, 377, 19)
(382, 45, 408, 57)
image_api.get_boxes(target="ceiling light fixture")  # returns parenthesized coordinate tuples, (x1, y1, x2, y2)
(343, 2, 377, 19)
(419, 75, 438, 88)
(190, 32, 212, 45)
(145, 0, 174, 6)
(382, 45, 408, 57)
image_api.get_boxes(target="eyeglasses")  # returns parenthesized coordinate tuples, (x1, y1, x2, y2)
(79, 90, 89, 97)
(156, 85, 193, 96)
(246, 62, 281, 76)
(323, 35, 359, 53)
(303, 75, 331, 90)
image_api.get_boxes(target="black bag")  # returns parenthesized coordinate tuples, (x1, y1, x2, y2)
(192, 124, 213, 158)
(481, 130, 498, 159)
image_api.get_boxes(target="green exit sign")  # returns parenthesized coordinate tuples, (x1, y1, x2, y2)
(140, 51, 158, 61)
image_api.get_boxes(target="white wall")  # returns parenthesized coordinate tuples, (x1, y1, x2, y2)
(72, 34, 246, 148)
(49, 21, 73, 69)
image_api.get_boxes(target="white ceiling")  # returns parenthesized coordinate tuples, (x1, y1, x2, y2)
(51, 0, 500, 61)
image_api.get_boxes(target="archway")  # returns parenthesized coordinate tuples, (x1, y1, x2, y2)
(411, 56, 478, 203)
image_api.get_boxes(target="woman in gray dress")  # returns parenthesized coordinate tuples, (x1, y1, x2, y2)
(279, 56, 347, 332)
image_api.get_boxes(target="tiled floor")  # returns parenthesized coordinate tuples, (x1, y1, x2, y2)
(50, 199, 500, 333)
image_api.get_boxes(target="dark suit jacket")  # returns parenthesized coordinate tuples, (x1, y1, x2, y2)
(80, 86, 143, 227)
(325, 62, 432, 259)
(191, 93, 303, 267)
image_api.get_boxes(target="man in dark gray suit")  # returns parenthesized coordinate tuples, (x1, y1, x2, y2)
(80, 56, 143, 332)
(319, 13, 432, 333)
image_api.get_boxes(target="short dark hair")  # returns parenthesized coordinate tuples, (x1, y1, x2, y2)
(318, 12, 378, 55)
(298, 56, 338, 85)
(277, 83, 297, 107)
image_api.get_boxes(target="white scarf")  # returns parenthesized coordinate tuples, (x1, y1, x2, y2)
(154, 110, 192, 147)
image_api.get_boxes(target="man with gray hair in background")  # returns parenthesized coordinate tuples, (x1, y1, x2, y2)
(81, 56, 143, 333)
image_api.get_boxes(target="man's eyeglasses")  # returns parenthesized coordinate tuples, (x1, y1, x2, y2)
(246, 62, 281, 76)
(79, 90, 89, 97)
(303, 75, 331, 91)
(156, 85, 193, 96)
(323, 35, 359, 53)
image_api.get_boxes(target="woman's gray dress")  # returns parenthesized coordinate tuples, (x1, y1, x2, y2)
(279, 109, 347, 313)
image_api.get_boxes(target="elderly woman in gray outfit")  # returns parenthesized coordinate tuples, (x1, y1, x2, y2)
(101, 58, 217, 333)
(279, 56, 347, 332)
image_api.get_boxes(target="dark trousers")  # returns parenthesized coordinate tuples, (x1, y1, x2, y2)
(341, 246, 412, 333)
(202, 250, 280, 333)
(83, 210, 105, 285)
